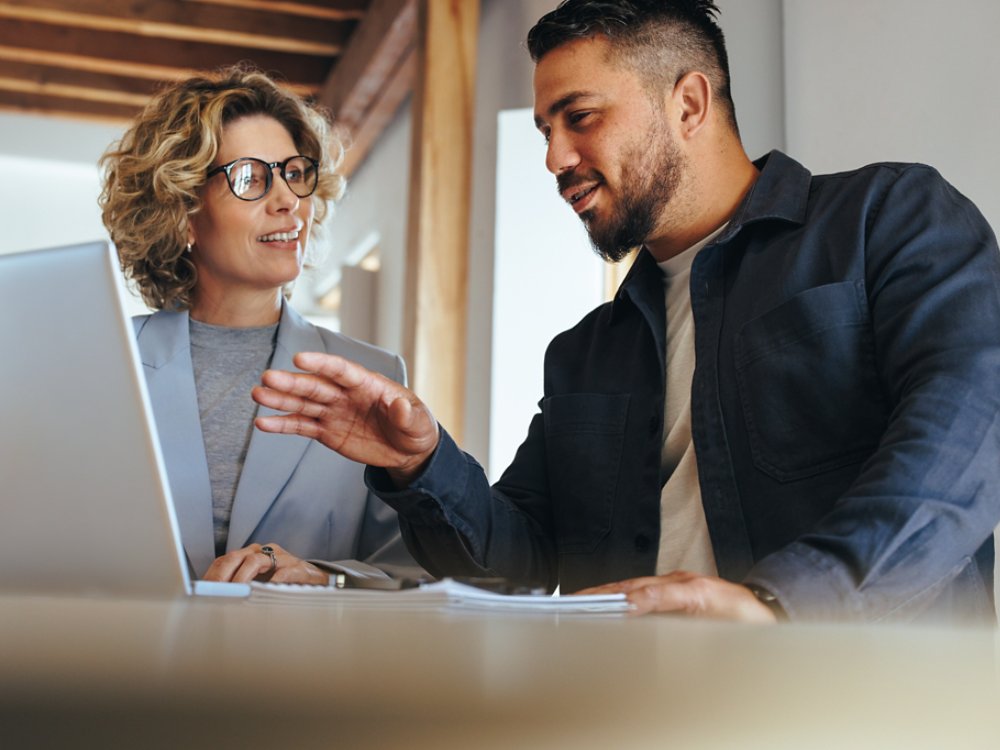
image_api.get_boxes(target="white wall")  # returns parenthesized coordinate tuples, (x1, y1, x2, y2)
(0, 155, 108, 252)
(0, 113, 154, 316)
(0, 112, 120, 254)
(783, 0, 1000, 231)
(488, 110, 603, 477)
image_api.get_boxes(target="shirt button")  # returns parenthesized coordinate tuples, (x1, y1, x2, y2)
(648, 414, 660, 436)
(634, 534, 651, 552)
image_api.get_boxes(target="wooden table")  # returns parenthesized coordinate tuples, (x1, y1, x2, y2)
(1, 592, 997, 749)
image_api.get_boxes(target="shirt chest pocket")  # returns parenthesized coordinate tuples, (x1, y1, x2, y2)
(542, 393, 630, 554)
(735, 281, 887, 482)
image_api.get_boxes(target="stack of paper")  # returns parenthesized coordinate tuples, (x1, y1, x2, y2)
(246, 578, 630, 615)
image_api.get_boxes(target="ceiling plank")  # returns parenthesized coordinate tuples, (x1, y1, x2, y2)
(191, 0, 367, 21)
(0, 89, 139, 122)
(318, 0, 415, 131)
(0, 19, 333, 86)
(0, 61, 156, 106)
(0, 48, 320, 102)
(0, 0, 351, 55)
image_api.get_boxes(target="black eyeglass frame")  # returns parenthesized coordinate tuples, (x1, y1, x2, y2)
(206, 155, 320, 201)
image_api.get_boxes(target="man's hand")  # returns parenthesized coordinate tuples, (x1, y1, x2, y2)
(252, 352, 440, 486)
(202, 542, 329, 585)
(577, 571, 778, 623)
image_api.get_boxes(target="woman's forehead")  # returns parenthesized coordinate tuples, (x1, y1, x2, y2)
(218, 115, 297, 160)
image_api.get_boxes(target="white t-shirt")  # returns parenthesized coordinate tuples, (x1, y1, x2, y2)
(654, 226, 725, 576)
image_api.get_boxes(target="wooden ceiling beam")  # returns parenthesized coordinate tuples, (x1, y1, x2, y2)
(0, 89, 139, 122)
(0, 0, 351, 56)
(0, 61, 156, 106)
(191, 0, 367, 21)
(0, 19, 332, 86)
(318, 0, 415, 130)
(0, 49, 319, 103)
(339, 43, 414, 177)
(317, 0, 416, 175)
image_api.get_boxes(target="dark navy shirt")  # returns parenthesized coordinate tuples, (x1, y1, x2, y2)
(370, 151, 1000, 625)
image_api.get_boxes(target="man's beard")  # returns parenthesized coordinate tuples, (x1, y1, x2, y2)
(568, 126, 684, 263)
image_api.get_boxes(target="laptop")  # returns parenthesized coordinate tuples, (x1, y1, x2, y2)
(0, 241, 246, 599)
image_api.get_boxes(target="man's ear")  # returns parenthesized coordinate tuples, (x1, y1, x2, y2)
(672, 71, 712, 139)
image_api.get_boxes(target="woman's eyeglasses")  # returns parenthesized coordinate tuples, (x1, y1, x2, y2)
(206, 155, 319, 201)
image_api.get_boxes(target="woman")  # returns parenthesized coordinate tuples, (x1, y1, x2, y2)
(99, 65, 419, 585)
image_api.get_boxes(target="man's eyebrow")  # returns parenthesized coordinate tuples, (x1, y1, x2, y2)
(533, 91, 592, 129)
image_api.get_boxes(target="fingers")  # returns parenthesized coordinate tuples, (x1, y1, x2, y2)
(254, 353, 407, 430)
(253, 408, 325, 439)
(385, 393, 429, 436)
(577, 573, 777, 622)
(201, 543, 330, 586)
(271, 352, 383, 401)
(254, 373, 344, 411)
(202, 543, 277, 583)
(269, 560, 329, 586)
(293, 351, 369, 389)
(625, 579, 704, 616)
(255, 353, 374, 417)
(577, 571, 697, 595)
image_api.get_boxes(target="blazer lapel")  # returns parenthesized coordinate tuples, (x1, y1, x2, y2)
(136, 310, 217, 577)
(226, 302, 317, 550)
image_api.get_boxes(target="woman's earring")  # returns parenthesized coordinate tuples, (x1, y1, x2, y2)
(185, 242, 192, 254)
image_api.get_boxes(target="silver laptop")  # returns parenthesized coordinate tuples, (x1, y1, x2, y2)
(0, 241, 245, 599)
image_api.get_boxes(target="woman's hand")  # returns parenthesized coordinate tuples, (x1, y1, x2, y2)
(202, 542, 330, 585)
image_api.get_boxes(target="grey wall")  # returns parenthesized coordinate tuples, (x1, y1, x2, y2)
(721, 0, 786, 158)
(783, 0, 1000, 232)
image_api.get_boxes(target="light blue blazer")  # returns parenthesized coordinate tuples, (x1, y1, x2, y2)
(135, 302, 419, 579)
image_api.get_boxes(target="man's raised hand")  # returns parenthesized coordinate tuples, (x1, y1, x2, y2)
(253, 352, 440, 486)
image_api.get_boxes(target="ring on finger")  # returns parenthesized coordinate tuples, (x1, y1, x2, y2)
(261, 545, 277, 574)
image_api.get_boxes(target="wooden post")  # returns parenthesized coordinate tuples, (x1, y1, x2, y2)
(404, 0, 478, 442)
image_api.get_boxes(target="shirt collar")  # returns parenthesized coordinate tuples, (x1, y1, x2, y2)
(612, 150, 812, 316)
(730, 149, 812, 231)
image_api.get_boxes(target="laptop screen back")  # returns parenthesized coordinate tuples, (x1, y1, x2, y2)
(0, 241, 191, 598)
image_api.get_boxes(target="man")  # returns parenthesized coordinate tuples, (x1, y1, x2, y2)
(253, 0, 1000, 624)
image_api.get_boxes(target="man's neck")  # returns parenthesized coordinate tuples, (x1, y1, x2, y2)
(645, 147, 759, 263)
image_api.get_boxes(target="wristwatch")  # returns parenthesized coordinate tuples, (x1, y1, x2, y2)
(744, 583, 787, 621)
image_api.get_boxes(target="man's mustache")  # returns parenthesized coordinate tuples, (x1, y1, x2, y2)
(556, 169, 604, 195)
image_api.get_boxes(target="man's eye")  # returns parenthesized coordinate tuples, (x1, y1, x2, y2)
(569, 111, 591, 125)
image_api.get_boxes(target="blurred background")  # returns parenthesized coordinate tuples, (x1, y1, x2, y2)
(1, 0, 997, 482)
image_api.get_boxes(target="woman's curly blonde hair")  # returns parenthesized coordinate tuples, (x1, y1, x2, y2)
(99, 64, 346, 311)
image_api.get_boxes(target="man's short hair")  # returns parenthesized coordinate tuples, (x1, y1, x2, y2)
(527, 0, 738, 133)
